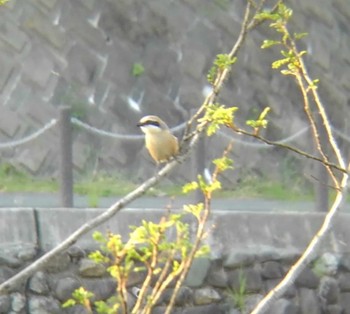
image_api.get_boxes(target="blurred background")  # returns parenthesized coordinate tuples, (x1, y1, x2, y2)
(0, 0, 349, 205)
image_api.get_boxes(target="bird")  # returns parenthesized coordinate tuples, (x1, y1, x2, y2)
(137, 115, 179, 164)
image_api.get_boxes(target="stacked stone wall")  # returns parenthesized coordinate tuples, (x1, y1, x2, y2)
(1, 209, 350, 313)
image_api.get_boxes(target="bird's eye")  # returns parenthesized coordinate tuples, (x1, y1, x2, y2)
(146, 120, 160, 127)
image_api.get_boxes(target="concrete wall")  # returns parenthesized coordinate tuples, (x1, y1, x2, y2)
(1, 208, 350, 313)
(0, 0, 349, 185)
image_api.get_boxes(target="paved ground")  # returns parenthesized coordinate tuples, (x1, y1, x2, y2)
(1, 192, 349, 212)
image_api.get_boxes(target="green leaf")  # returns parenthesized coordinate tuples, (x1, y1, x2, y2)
(261, 40, 281, 49)
(183, 203, 204, 220)
(258, 107, 270, 121)
(93, 231, 106, 243)
(207, 66, 217, 84)
(198, 103, 238, 136)
(89, 250, 109, 264)
(62, 299, 76, 308)
(195, 245, 210, 257)
(173, 260, 180, 272)
(294, 32, 308, 40)
(214, 54, 237, 70)
(132, 62, 145, 77)
(272, 58, 290, 69)
(213, 156, 234, 172)
(182, 181, 199, 194)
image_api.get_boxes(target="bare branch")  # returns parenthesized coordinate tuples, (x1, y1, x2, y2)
(252, 162, 350, 313)
(232, 127, 347, 175)
(0, 158, 182, 294)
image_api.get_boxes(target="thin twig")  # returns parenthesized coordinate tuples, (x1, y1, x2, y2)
(233, 127, 347, 175)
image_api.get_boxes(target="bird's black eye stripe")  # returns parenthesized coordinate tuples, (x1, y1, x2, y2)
(139, 120, 160, 127)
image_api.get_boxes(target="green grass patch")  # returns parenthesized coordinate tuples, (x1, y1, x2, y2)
(0, 163, 317, 201)
(74, 174, 137, 197)
(217, 176, 314, 201)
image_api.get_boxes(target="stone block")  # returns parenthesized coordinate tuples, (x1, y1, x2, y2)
(325, 304, 343, 314)
(298, 288, 321, 314)
(0, 19, 28, 51)
(0, 106, 21, 137)
(265, 279, 297, 299)
(152, 306, 182, 314)
(16, 146, 49, 174)
(0, 267, 15, 286)
(162, 286, 193, 306)
(144, 44, 178, 83)
(27, 295, 61, 314)
(318, 276, 340, 305)
(78, 258, 106, 277)
(21, 45, 54, 88)
(340, 292, 350, 314)
(0, 208, 36, 247)
(23, 12, 66, 48)
(29, 271, 50, 295)
(244, 294, 264, 313)
(339, 272, 350, 291)
(54, 276, 81, 302)
(182, 304, 225, 314)
(79, 278, 116, 302)
(261, 261, 283, 279)
(42, 253, 71, 273)
(184, 257, 211, 288)
(223, 249, 255, 269)
(65, 42, 104, 85)
(39, 0, 58, 9)
(194, 287, 221, 305)
(295, 267, 320, 289)
(181, 48, 207, 80)
(10, 292, 26, 312)
(0, 252, 21, 268)
(0, 295, 11, 314)
(302, 1, 334, 26)
(270, 298, 299, 314)
(228, 268, 263, 294)
(206, 260, 228, 288)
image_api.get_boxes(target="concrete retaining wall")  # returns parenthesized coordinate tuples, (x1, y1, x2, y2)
(1, 208, 350, 313)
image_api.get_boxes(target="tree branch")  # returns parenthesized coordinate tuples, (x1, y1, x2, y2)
(0, 157, 183, 294)
(252, 162, 350, 313)
(232, 126, 347, 175)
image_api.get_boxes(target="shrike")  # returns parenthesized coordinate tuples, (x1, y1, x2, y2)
(137, 115, 179, 164)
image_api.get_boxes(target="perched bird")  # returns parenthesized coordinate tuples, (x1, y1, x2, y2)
(137, 115, 179, 164)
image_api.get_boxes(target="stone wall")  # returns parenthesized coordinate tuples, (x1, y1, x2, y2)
(0, 0, 349, 185)
(1, 208, 350, 313)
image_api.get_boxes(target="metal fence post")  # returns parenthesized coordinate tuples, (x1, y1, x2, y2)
(59, 106, 73, 207)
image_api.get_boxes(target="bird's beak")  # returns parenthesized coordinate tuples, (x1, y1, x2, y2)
(136, 122, 142, 127)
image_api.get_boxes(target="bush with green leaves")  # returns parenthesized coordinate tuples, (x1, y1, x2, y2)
(63, 148, 233, 314)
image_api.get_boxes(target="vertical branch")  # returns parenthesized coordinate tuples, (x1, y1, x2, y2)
(294, 73, 339, 188)
(252, 162, 349, 313)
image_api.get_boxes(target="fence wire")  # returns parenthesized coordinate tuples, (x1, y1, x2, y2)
(0, 119, 57, 149)
(70, 117, 187, 140)
(0, 115, 348, 152)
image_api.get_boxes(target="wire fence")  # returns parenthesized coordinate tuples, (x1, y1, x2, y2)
(0, 117, 319, 148)
(0, 107, 348, 207)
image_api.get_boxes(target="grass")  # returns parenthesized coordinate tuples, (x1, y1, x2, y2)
(0, 163, 316, 201)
